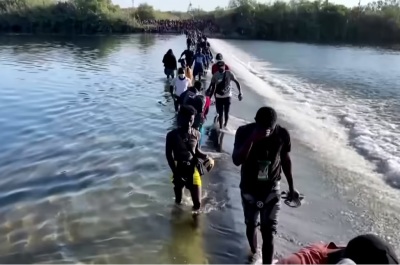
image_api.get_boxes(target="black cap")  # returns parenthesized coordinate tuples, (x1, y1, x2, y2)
(217, 61, 225, 68)
(194, 81, 202, 91)
(344, 234, 399, 264)
(255, 107, 277, 128)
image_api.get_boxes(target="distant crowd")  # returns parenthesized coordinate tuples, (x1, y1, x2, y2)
(140, 19, 218, 33)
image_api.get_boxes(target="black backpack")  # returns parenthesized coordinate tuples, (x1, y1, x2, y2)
(215, 72, 228, 96)
(184, 92, 206, 128)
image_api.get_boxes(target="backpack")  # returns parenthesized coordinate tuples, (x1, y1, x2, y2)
(184, 92, 206, 128)
(215, 72, 228, 96)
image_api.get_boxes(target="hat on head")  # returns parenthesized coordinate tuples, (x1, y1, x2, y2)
(344, 234, 399, 264)
(216, 61, 225, 68)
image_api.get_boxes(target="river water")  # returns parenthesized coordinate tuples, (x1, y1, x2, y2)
(0, 35, 399, 263)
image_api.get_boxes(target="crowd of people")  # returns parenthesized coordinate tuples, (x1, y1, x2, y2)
(162, 30, 399, 265)
(140, 19, 217, 34)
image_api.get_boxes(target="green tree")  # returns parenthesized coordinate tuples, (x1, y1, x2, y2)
(136, 3, 155, 20)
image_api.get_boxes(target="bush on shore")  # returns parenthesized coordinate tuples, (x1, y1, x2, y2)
(1, 0, 400, 46)
(201, 0, 400, 45)
(0, 0, 180, 34)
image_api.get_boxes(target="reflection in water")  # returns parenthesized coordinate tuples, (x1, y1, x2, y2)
(138, 34, 156, 52)
(0, 34, 218, 263)
(2, 36, 124, 60)
(161, 206, 207, 264)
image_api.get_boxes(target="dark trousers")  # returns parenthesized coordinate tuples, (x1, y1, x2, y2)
(215, 97, 231, 128)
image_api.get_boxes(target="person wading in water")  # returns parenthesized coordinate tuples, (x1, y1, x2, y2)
(165, 105, 214, 213)
(163, 49, 177, 79)
(232, 107, 300, 264)
(208, 61, 242, 129)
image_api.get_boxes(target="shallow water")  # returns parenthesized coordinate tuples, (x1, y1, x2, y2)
(0, 34, 399, 263)
(0, 35, 228, 263)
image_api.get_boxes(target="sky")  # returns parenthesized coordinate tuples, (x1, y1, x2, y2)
(113, 0, 372, 12)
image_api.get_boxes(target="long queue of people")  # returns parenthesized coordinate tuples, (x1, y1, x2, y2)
(163, 32, 242, 129)
(163, 31, 399, 265)
(140, 19, 217, 34)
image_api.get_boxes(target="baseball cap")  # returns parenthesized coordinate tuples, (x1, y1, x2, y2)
(344, 234, 399, 264)
(216, 61, 225, 68)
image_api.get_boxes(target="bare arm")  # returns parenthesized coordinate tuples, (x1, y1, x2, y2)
(280, 130, 294, 192)
(195, 131, 208, 160)
(208, 75, 216, 98)
(195, 143, 208, 160)
(165, 132, 177, 175)
(281, 152, 294, 193)
(230, 72, 242, 94)
(232, 127, 254, 166)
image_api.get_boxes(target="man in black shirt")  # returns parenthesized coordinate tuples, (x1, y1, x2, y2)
(232, 107, 300, 264)
(180, 48, 195, 69)
(165, 105, 214, 212)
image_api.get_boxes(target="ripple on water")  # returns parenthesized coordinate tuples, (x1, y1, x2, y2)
(0, 35, 198, 263)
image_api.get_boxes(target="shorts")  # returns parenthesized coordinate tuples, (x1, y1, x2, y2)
(215, 97, 231, 115)
(171, 161, 202, 188)
(164, 68, 175, 77)
(193, 65, 204, 76)
(241, 190, 281, 234)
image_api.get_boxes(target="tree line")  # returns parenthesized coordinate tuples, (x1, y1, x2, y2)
(0, 0, 182, 34)
(205, 0, 400, 45)
(1, 0, 400, 45)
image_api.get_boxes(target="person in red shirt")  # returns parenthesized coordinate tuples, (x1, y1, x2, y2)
(278, 234, 399, 264)
(211, 53, 230, 75)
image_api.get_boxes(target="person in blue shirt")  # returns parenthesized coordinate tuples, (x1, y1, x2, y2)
(193, 48, 206, 81)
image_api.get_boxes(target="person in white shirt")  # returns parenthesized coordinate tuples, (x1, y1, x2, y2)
(170, 67, 191, 112)
(208, 61, 243, 129)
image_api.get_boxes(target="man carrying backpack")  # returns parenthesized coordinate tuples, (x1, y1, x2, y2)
(211, 53, 230, 75)
(182, 81, 207, 132)
(208, 61, 243, 129)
